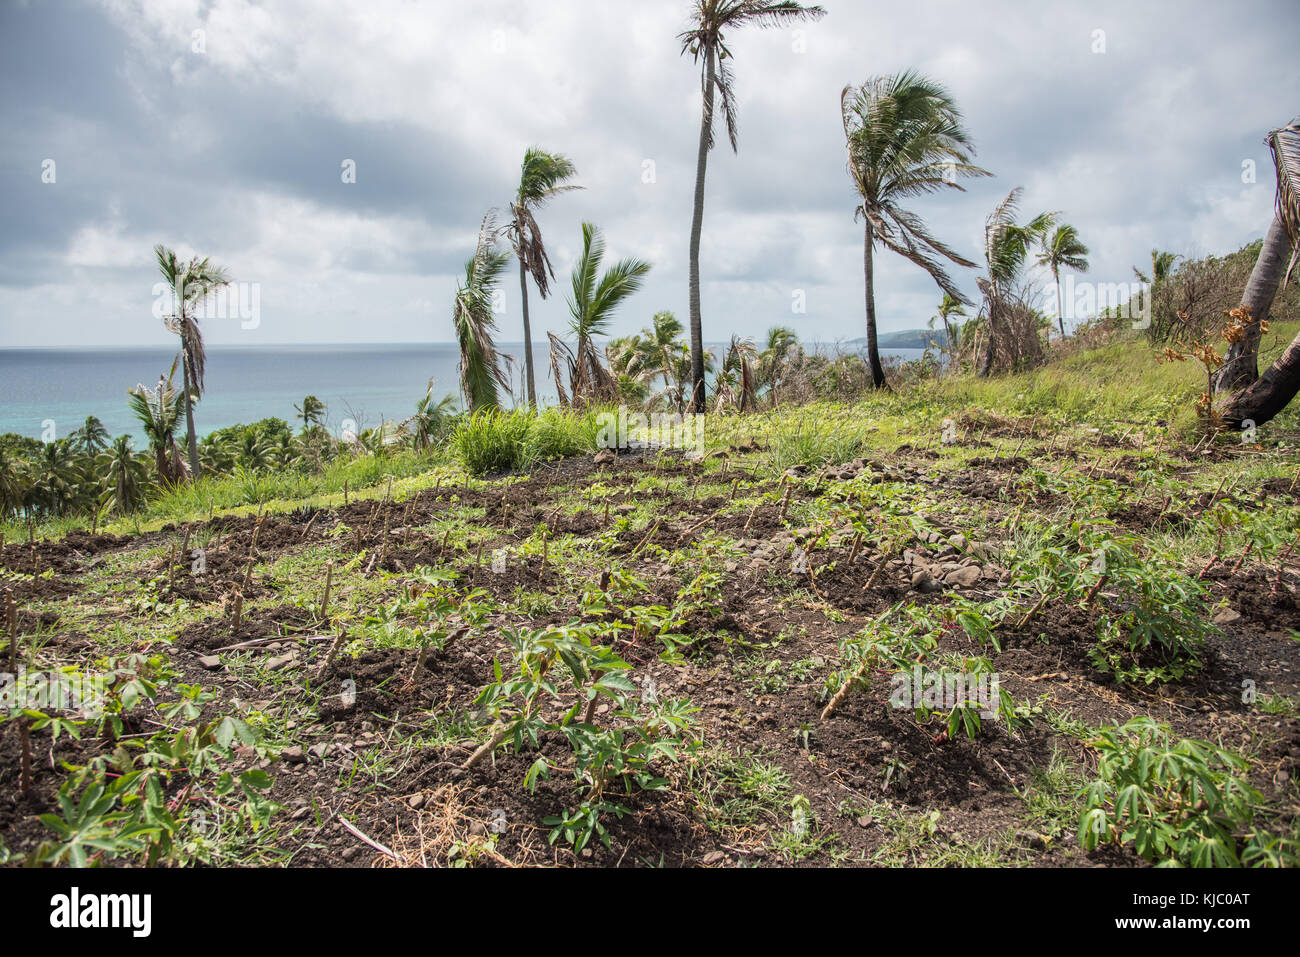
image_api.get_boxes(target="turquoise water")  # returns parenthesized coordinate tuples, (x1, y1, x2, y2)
(0, 342, 922, 445)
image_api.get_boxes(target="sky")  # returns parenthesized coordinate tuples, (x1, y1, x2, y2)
(0, 0, 1296, 349)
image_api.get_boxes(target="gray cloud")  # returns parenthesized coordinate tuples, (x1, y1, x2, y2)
(1, 0, 1296, 349)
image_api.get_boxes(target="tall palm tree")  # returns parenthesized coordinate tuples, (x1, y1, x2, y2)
(154, 244, 230, 478)
(679, 0, 827, 412)
(453, 216, 513, 412)
(554, 222, 652, 406)
(127, 366, 187, 486)
(506, 148, 581, 408)
(841, 71, 990, 388)
(1037, 223, 1090, 336)
(1218, 121, 1300, 424)
(99, 436, 148, 514)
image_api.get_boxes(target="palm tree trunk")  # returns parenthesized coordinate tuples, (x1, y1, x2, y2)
(518, 258, 537, 408)
(1215, 216, 1292, 394)
(687, 46, 716, 414)
(1055, 273, 1065, 337)
(1218, 327, 1300, 427)
(863, 220, 887, 389)
(181, 349, 200, 478)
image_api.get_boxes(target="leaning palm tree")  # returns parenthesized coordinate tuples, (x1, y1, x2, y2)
(552, 223, 652, 407)
(1036, 223, 1090, 336)
(127, 365, 187, 486)
(506, 148, 581, 408)
(154, 244, 230, 478)
(452, 215, 513, 412)
(1218, 121, 1300, 425)
(679, 0, 827, 411)
(975, 188, 1057, 377)
(841, 71, 991, 388)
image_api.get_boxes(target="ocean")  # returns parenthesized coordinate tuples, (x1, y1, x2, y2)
(0, 342, 923, 444)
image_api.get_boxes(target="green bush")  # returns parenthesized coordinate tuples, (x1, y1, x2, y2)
(451, 407, 599, 476)
(1080, 717, 1297, 867)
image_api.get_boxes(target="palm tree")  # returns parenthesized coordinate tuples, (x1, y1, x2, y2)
(1218, 121, 1300, 424)
(1133, 249, 1179, 285)
(1037, 224, 1090, 336)
(453, 215, 513, 412)
(679, 0, 827, 412)
(976, 189, 1057, 376)
(0, 445, 28, 520)
(127, 366, 187, 486)
(99, 436, 148, 514)
(841, 71, 991, 388)
(506, 148, 581, 408)
(293, 395, 326, 433)
(715, 335, 758, 412)
(758, 325, 799, 403)
(69, 416, 110, 456)
(552, 223, 652, 406)
(929, 293, 966, 372)
(154, 244, 231, 478)
(408, 383, 458, 450)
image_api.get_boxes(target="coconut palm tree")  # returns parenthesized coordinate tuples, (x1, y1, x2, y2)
(976, 189, 1057, 377)
(293, 395, 326, 434)
(453, 216, 513, 412)
(69, 416, 110, 456)
(99, 436, 148, 514)
(841, 71, 991, 388)
(506, 148, 581, 408)
(758, 325, 799, 403)
(552, 223, 652, 406)
(1218, 121, 1300, 424)
(408, 384, 458, 450)
(0, 445, 28, 520)
(679, 0, 827, 412)
(929, 293, 966, 372)
(154, 244, 231, 478)
(715, 335, 758, 412)
(1037, 223, 1090, 336)
(1133, 249, 1179, 286)
(127, 366, 187, 486)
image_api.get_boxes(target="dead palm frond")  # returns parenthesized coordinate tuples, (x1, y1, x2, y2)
(453, 214, 512, 412)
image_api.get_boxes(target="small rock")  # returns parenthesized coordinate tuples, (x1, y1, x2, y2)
(856, 815, 874, 828)
(593, 449, 616, 465)
(280, 746, 306, 764)
(408, 793, 426, 810)
(266, 654, 296, 672)
(197, 655, 222, 670)
(702, 850, 728, 865)
(1212, 607, 1242, 626)
(945, 565, 982, 589)
(341, 846, 359, 861)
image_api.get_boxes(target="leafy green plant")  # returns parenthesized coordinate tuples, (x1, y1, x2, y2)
(1079, 717, 1294, 867)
